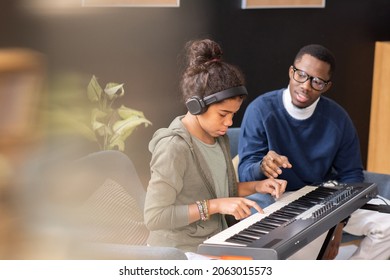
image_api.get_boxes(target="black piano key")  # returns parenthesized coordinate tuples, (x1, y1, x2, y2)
(286, 204, 310, 211)
(238, 229, 264, 239)
(262, 217, 285, 226)
(272, 210, 297, 218)
(241, 228, 267, 236)
(298, 196, 323, 203)
(224, 238, 250, 245)
(280, 206, 303, 215)
(292, 200, 316, 207)
(268, 213, 292, 222)
(250, 223, 275, 231)
(226, 234, 256, 245)
(259, 219, 281, 227)
(254, 222, 278, 231)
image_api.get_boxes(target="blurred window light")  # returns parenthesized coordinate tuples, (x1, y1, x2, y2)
(20, 0, 179, 15)
(82, 0, 180, 7)
(242, 0, 325, 9)
(19, 0, 83, 15)
(21, 0, 81, 10)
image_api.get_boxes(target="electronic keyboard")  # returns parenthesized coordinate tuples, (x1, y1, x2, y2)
(197, 182, 377, 259)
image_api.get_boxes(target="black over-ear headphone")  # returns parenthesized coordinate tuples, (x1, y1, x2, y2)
(185, 86, 248, 115)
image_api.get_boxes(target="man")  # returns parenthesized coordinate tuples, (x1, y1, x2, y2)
(238, 44, 390, 260)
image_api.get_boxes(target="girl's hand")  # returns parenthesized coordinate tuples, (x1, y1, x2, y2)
(254, 178, 287, 199)
(210, 197, 263, 220)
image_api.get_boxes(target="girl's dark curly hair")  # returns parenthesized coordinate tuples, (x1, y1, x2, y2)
(180, 39, 245, 103)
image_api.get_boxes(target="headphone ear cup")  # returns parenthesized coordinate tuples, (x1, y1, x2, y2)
(186, 96, 206, 115)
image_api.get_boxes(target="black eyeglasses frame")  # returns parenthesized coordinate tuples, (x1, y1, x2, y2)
(291, 65, 330, 91)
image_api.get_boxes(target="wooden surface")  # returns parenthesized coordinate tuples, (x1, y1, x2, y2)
(367, 42, 390, 174)
(242, 0, 325, 8)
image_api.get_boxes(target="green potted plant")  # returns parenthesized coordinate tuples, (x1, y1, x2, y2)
(86, 75, 152, 151)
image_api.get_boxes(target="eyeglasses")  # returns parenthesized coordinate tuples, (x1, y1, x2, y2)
(291, 66, 330, 91)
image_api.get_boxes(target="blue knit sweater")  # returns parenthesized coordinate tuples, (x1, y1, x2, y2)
(238, 89, 364, 191)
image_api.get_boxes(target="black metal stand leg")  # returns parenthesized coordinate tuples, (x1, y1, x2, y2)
(317, 216, 350, 260)
(317, 225, 337, 260)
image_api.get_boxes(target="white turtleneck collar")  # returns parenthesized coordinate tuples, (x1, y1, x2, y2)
(282, 86, 320, 120)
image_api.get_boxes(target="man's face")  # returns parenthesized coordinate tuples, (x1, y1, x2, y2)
(288, 54, 332, 108)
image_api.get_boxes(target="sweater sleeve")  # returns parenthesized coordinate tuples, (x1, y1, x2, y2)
(144, 136, 190, 231)
(238, 100, 268, 182)
(332, 114, 364, 183)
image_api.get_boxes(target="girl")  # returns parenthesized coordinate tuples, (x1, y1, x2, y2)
(144, 39, 287, 253)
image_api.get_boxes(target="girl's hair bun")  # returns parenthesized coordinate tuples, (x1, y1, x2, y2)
(185, 39, 223, 68)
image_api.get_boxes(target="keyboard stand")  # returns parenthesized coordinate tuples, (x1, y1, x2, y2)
(317, 217, 349, 260)
(317, 201, 390, 260)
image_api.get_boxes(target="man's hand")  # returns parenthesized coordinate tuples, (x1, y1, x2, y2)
(261, 150, 292, 178)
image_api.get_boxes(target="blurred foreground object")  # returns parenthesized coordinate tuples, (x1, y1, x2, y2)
(0, 48, 46, 259)
(0, 48, 45, 169)
(2, 150, 151, 259)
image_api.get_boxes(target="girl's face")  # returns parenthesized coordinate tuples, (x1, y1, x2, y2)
(197, 97, 243, 138)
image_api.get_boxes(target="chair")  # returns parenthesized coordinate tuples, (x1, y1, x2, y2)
(226, 127, 240, 159)
(363, 170, 390, 200)
(66, 151, 188, 259)
(15, 150, 188, 259)
(73, 150, 146, 211)
(340, 170, 390, 245)
(226, 127, 240, 179)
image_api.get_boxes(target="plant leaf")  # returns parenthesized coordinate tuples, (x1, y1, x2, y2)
(117, 105, 149, 119)
(87, 75, 102, 102)
(109, 117, 151, 149)
(112, 117, 151, 137)
(91, 108, 111, 136)
(104, 83, 124, 100)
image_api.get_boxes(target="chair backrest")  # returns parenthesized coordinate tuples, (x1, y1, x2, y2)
(79, 178, 149, 245)
(74, 150, 146, 210)
(226, 127, 240, 157)
(69, 151, 149, 245)
(363, 170, 390, 199)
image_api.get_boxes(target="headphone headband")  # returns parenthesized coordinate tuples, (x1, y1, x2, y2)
(203, 86, 248, 106)
(186, 86, 248, 115)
